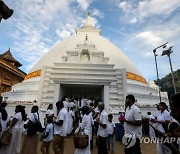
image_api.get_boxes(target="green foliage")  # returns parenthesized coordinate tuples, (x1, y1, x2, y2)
(155, 69, 180, 99)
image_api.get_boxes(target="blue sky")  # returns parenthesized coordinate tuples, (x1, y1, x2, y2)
(0, 0, 180, 81)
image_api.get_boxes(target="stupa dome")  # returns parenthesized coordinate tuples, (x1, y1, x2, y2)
(28, 13, 145, 84)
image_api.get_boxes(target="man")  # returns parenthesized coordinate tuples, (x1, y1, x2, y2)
(120, 95, 142, 154)
(96, 102, 108, 154)
(53, 101, 68, 154)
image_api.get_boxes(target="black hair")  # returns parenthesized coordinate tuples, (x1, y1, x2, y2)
(94, 100, 98, 105)
(82, 106, 89, 115)
(47, 104, 53, 110)
(16, 105, 27, 121)
(56, 101, 63, 108)
(108, 114, 113, 119)
(126, 95, 135, 103)
(170, 93, 180, 108)
(147, 112, 151, 115)
(47, 117, 53, 123)
(168, 122, 179, 133)
(1, 109, 8, 121)
(32, 105, 39, 112)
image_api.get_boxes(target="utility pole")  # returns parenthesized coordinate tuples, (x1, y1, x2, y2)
(162, 46, 176, 94)
(153, 42, 168, 103)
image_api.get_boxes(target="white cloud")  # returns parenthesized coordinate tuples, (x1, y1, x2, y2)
(56, 29, 71, 40)
(138, 0, 180, 19)
(117, 0, 180, 23)
(129, 17, 137, 24)
(92, 8, 104, 18)
(135, 31, 164, 46)
(6, 0, 87, 72)
(118, 1, 132, 13)
(77, 0, 93, 10)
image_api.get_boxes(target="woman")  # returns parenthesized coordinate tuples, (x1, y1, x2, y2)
(67, 107, 75, 135)
(74, 106, 94, 154)
(45, 104, 54, 118)
(21, 105, 40, 154)
(0, 108, 9, 137)
(0, 105, 26, 154)
(44, 104, 54, 126)
(156, 102, 172, 154)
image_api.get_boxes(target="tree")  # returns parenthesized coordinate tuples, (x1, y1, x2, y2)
(155, 69, 180, 99)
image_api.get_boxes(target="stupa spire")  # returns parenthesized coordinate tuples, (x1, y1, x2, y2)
(84, 12, 94, 27)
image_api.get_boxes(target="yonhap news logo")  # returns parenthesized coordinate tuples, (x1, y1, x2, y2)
(122, 133, 136, 148)
(140, 137, 180, 144)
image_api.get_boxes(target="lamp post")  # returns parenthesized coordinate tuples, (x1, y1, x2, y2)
(162, 46, 176, 94)
(153, 42, 168, 103)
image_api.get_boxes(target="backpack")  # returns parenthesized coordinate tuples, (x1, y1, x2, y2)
(27, 113, 42, 136)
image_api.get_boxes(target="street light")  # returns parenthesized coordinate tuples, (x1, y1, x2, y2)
(162, 46, 176, 94)
(153, 42, 168, 103)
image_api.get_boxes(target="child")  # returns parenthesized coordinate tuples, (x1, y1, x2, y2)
(40, 117, 54, 154)
(107, 114, 116, 153)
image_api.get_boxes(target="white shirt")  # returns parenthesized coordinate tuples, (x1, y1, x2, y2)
(63, 101, 69, 111)
(46, 109, 54, 117)
(80, 113, 93, 139)
(124, 104, 142, 138)
(13, 112, 24, 128)
(68, 110, 74, 120)
(82, 99, 88, 107)
(147, 114, 156, 125)
(97, 110, 108, 137)
(107, 121, 116, 135)
(157, 109, 171, 132)
(68, 102, 75, 109)
(54, 108, 68, 136)
(29, 112, 39, 123)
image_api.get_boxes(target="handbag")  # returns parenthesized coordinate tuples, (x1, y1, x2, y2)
(0, 130, 12, 145)
(74, 133, 89, 148)
(27, 113, 42, 136)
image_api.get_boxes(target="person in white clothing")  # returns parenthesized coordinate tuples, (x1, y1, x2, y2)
(21, 105, 41, 154)
(0, 105, 27, 154)
(68, 99, 75, 111)
(147, 112, 156, 138)
(74, 106, 94, 154)
(53, 101, 68, 154)
(155, 102, 172, 154)
(0, 109, 10, 137)
(63, 98, 69, 111)
(96, 102, 108, 154)
(67, 107, 75, 134)
(44, 104, 54, 127)
(119, 95, 142, 154)
(46, 104, 54, 118)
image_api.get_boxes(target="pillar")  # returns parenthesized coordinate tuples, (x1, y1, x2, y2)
(104, 85, 110, 114)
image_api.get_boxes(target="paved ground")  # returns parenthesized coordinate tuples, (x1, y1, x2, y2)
(35, 136, 157, 154)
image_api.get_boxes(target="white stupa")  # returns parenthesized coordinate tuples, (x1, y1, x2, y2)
(2, 13, 168, 120)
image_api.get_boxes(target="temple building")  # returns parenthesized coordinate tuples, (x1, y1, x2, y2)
(0, 49, 26, 94)
(2, 14, 168, 120)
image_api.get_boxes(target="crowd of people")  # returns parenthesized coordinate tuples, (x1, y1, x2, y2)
(0, 93, 179, 154)
(145, 94, 180, 154)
